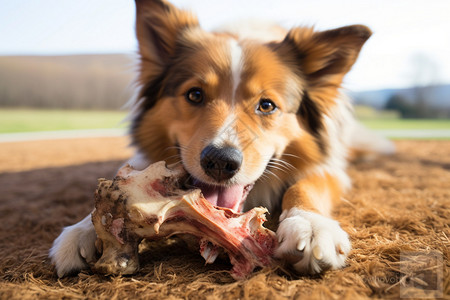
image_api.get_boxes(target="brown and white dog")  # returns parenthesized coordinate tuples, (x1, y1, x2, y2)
(50, 0, 393, 277)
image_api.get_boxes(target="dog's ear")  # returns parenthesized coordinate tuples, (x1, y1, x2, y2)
(135, 0, 199, 74)
(132, 0, 199, 137)
(277, 25, 371, 90)
(274, 25, 371, 153)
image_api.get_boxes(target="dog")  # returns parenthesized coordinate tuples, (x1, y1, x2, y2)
(50, 0, 394, 277)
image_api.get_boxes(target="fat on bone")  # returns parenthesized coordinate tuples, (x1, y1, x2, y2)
(91, 161, 278, 280)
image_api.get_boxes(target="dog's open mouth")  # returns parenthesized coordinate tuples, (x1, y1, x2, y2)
(191, 179, 254, 212)
(174, 156, 254, 211)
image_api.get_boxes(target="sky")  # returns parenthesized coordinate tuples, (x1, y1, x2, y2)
(1, 0, 450, 92)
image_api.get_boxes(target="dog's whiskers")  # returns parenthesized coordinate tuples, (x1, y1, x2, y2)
(281, 153, 300, 159)
(164, 145, 188, 164)
(164, 153, 181, 160)
(261, 168, 284, 184)
(181, 173, 196, 189)
(267, 157, 296, 175)
(269, 159, 295, 171)
(166, 145, 188, 152)
(267, 164, 288, 174)
(281, 152, 308, 164)
(258, 172, 271, 183)
(170, 160, 184, 166)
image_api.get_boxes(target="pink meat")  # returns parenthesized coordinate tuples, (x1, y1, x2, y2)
(91, 161, 277, 279)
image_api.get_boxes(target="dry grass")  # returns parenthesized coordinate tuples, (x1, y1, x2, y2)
(0, 138, 448, 299)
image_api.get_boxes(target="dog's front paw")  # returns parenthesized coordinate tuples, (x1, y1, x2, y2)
(49, 215, 97, 277)
(275, 208, 351, 274)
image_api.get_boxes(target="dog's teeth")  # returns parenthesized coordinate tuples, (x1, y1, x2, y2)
(297, 240, 306, 252)
(336, 244, 345, 255)
(312, 246, 323, 260)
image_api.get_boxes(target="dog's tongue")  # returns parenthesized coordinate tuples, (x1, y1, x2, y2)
(193, 181, 245, 211)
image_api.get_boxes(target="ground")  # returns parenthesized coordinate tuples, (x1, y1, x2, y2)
(0, 137, 448, 299)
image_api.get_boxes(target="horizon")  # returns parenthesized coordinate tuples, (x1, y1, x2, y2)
(1, 0, 449, 92)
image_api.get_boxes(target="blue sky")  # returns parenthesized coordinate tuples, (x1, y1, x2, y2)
(1, 0, 449, 91)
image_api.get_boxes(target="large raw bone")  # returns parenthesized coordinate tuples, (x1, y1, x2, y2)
(91, 161, 278, 279)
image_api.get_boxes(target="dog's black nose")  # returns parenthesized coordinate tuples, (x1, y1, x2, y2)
(200, 145, 243, 182)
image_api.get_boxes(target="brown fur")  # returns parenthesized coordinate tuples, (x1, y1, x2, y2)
(281, 173, 342, 217)
(131, 0, 372, 218)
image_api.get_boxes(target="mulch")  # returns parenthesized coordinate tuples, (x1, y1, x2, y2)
(0, 138, 448, 299)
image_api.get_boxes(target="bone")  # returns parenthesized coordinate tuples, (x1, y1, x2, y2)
(90, 161, 278, 279)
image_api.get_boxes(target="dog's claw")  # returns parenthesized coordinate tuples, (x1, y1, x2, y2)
(275, 209, 351, 274)
(313, 246, 323, 260)
(297, 240, 306, 252)
(80, 247, 87, 259)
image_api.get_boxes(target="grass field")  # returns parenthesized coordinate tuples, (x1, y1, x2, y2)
(361, 118, 450, 130)
(0, 109, 449, 135)
(0, 109, 127, 133)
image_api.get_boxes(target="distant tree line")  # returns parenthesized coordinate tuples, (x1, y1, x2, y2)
(384, 86, 450, 118)
(385, 53, 450, 118)
(2, 54, 449, 119)
(0, 55, 135, 110)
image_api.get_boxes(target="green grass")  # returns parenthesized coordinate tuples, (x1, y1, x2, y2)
(0, 109, 128, 133)
(361, 119, 450, 130)
(0, 109, 449, 136)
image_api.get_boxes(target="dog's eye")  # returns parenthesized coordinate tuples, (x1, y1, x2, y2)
(257, 99, 277, 114)
(185, 87, 204, 104)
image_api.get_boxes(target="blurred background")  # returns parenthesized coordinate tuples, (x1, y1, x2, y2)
(1, 0, 449, 139)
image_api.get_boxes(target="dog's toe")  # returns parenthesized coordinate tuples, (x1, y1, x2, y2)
(275, 208, 351, 274)
(49, 215, 97, 277)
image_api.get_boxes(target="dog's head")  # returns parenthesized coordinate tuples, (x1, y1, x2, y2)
(131, 0, 371, 211)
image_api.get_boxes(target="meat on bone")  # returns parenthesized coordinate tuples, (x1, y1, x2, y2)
(91, 161, 278, 279)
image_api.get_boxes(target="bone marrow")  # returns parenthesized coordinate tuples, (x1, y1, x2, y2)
(91, 161, 277, 279)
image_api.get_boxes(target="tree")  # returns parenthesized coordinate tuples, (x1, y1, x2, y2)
(384, 94, 416, 118)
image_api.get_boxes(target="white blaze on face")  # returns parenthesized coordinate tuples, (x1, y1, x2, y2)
(228, 38, 244, 102)
(210, 39, 245, 149)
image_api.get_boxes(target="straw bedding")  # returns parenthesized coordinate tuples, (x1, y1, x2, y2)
(0, 138, 448, 299)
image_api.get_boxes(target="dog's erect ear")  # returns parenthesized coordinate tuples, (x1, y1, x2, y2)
(277, 25, 371, 89)
(132, 0, 199, 137)
(274, 25, 371, 154)
(135, 0, 199, 71)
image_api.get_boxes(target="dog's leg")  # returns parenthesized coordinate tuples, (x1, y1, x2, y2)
(275, 173, 351, 274)
(49, 214, 97, 277)
(49, 154, 150, 278)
